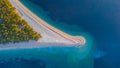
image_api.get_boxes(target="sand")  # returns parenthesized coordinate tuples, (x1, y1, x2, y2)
(0, 0, 86, 50)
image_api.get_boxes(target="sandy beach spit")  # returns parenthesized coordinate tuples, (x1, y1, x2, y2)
(0, 0, 86, 50)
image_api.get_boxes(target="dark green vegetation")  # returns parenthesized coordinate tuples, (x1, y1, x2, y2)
(0, 0, 41, 44)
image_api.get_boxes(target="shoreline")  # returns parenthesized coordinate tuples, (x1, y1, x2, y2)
(16, 0, 86, 45)
(0, 0, 86, 50)
(0, 40, 81, 51)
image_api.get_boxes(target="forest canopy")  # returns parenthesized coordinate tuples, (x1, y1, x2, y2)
(0, 0, 41, 44)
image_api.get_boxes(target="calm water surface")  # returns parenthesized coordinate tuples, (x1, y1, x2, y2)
(1, 0, 119, 68)
(21, 0, 120, 68)
(0, 45, 93, 68)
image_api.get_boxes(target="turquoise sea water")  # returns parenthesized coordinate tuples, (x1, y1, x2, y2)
(0, 0, 94, 68)
(18, 0, 120, 68)
(0, 45, 93, 68)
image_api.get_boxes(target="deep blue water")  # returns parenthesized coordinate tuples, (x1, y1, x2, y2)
(22, 0, 120, 68)
(0, 0, 94, 68)
(0, 0, 120, 68)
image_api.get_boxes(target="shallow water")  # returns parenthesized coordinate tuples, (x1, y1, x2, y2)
(0, 45, 93, 68)
(19, 0, 120, 68)
(0, 0, 94, 68)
